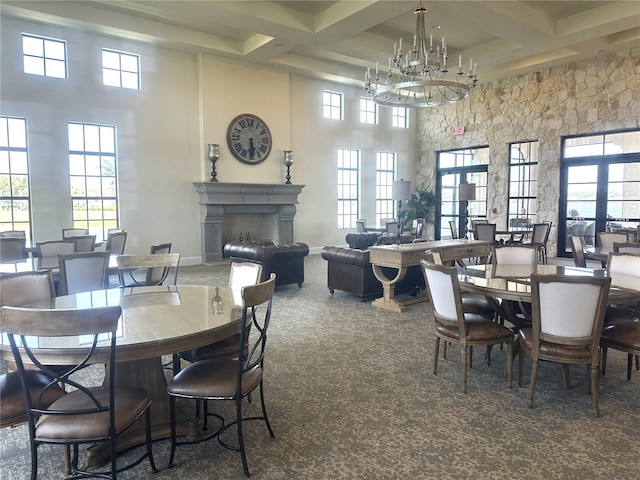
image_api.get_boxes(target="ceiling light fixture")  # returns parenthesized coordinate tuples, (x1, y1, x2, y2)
(364, 2, 478, 108)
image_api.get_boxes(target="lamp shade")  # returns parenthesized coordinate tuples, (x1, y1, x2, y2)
(458, 183, 476, 201)
(392, 179, 412, 201)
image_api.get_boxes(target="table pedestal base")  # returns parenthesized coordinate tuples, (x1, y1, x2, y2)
(370, 265, 428, 312)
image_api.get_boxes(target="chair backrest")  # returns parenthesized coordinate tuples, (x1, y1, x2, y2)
(116, 252, 180, 286)
(613, 242, 640, 254)
(474, 223, 496, 243)
(67, 234, 96, 253)
(385, 221, 399, 234)
(107, 228, 124, 234)
(238, 274, 276, 382)
(597, 232, 627, 248)
(147, 243, 173, 285)
(420, 260, 464, 331)
(36, 240, 76, 269)
(530, 274, 610, 350)
(1, 304, 122, 439)
(583, 222, 596, 246)
(0, 230, 26, 238)
(569, 235, 587, 268)
(58, 251, 110, 296)
(530, 223, 550, 244)
(61, 227, 89, 239)
(448, 220, 458, 239)
(0, 270, 55, 306)
(228, 261, 263, 290)
(414, 218, 425, 239)
(492, 245, 538, 266)
(355, 219, 366, 233)
(607, 252, 640, 291)
(0, 237, 27, 263)
(105, 231, 127, 255)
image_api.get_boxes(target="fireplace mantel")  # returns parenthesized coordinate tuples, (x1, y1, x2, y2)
(194, 182, 305, 262)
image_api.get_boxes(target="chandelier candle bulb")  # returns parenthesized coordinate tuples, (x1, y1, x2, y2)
(459, 54, 462, 68)
(430, 33, 433, 49)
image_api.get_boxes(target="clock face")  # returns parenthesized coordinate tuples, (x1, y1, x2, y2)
(226, 114, 272, 164)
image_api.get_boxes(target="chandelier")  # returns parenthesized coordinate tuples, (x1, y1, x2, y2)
(364, 2, 478, 108)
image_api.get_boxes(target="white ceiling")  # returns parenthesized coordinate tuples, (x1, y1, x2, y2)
(3, 1, 639, 86)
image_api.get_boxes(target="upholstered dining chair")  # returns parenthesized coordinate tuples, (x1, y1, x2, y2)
(0, 230, 26, 237)
(474, 223, 497, 250)
(613, 242, 640, 254)
(175, 261, 264, 372)
(146, 243, 173, 285)
(167, 274, 277, 477)
(448, 220, 458, 239)
(61, 227, 89, 238)
(116, 252, 180, 287)
(522, 222, 551, 264)
(0, 236, 28, 264)
(597, 232, 627, 248)
(420, 260, 514, 394)
(105, 230, 127, 255)
(601, 321, 640, 380)
(1, 304, 157, 479)
(58, 251, 110, 295)
(492, 244, 538, 266)
(355, 219, 366, 233)
(66, 234, 96, 253)
(36, 240, 76, 270)
(518, 274, 610, 416)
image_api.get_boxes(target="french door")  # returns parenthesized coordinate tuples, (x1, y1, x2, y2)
(437, 169, 488, 240)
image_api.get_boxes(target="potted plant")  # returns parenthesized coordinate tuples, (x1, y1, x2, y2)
(401, 184, 437, 237)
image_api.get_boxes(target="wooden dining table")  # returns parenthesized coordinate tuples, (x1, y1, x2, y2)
(0, 285, 243, 469)
(457, 263, 640, 328)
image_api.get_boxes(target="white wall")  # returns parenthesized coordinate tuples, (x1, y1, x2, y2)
(1, 15, 417, 261)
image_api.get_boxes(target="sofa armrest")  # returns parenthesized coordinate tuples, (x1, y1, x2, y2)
(321, 246, 370, 267)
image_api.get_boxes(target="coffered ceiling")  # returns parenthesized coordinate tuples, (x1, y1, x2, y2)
(3, 1, 639, 85)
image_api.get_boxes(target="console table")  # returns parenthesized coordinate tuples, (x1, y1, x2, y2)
(368, 239, 492, 312)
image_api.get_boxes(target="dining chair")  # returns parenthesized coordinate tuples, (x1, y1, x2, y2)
(167, 274, 277, 477)
(105, 231, 127, 255)
(356, 219, 366, 233)
(176, 261, 264, 372)
(613, 242, 640, 254)
(492, 244, 538, 266)
(116, 252, 180, 287)
(0, 237, 28, 264)
(474, 223, 496, 244)
(596, 232, 627, 248)
(448, 220, 458, 239)
(35, 240, 76, 270)
(1, 304, 158, 479)
(61, 227, 89, 239)
(569, 234, 587, 268)
(0, 230, 26, 237)
(146, 242, 173, 285)
(518, 274, 610, 416)
(420, 260, 513, 394)
(601, 321, 640, 381)
(522, 222, 551, 264)
(66, 234, 96, 253)
(57, 251, 110, 295)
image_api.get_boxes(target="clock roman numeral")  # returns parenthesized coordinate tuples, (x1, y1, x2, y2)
(259, 144, 268, 154)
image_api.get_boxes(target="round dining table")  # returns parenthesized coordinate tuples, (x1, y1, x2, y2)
(0, 285, 243, 469)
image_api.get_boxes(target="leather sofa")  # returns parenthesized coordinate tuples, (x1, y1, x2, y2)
(321, 234, 425, 301)
(223, 240, 309, 288)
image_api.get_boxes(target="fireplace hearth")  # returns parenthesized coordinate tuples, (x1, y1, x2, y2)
(194, 182, 305, 262)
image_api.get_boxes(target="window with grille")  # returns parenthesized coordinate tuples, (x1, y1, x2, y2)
(337, 148, 359, 229)
(22, 33, 67, 78)
(508, 141, 539, 228)
(359, 97, 377, 124)
(322, 90, 343, 120)
(392, 107, 408, 128)
(68, 123, 119, 240)
(0, 116, 32, 238)
(102, 49, 140, 89)
(376, 152, 396, 224)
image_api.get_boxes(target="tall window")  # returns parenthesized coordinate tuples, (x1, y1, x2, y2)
(359, 97, 377, 124)
(68, 123, 119, 240)
(337, 148, 359, 229)
(0, 117, 32, 237)
(508, 141, 538, 228)
(102, 49, 140, 89)
(322, 90, 343, 120)
(376, 152, 396, 224)
(392, 107, 408, 128)
(559, 129, 640, 253)
(22, 33, 67, 78)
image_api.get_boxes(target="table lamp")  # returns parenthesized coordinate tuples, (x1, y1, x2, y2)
(458, 182, 476, 238)
(392, 179, 412, 237)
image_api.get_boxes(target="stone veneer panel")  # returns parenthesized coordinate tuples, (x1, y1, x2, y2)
(415, 47, 640, 257)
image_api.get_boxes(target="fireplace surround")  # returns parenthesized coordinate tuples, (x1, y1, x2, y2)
(194, 182, 305, 262)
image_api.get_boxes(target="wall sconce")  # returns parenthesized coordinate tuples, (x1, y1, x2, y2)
(207, 143, 220, 182)
(283, 150, 293, 184)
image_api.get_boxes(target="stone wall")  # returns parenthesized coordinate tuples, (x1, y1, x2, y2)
(416, 47, 640, 257)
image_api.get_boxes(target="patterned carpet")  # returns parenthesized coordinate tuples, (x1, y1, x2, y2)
(1, 254, 638, 479)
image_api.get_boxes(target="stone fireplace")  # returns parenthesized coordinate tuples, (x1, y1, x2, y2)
(194, 182, 305, 262)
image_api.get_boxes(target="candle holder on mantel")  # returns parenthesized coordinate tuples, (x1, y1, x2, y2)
(283, 150, 293, 184)
(207, 143, 220, 182)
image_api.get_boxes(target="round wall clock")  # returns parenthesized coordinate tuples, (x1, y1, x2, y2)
(226, 114, 272, 165)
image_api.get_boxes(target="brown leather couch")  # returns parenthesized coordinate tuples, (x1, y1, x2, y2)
(321, 234, 425, 301)
(223, 240, 309, 288)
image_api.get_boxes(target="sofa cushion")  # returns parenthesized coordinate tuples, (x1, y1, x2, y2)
(345, 233, 381, 250)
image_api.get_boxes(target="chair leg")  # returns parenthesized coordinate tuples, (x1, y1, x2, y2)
(433, 338, 440, 375)
(443, 341, 448, 359)
(627, 353, 633, 381)
(168, 395, 177, 468)
(259, 381, 275, 438)
(562, 364, 572, 389)
(461, 346, 468, 394)
(236, 396, 250, 477)
(601, 347, 608, 376)
(145, 407, 158, 472)
(591, 364, 600, 417)
(506, 341, 513, 390)
(528, 359, 539, 408)
(63, 445, 71, 475)
(518, 347, 524, 387)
